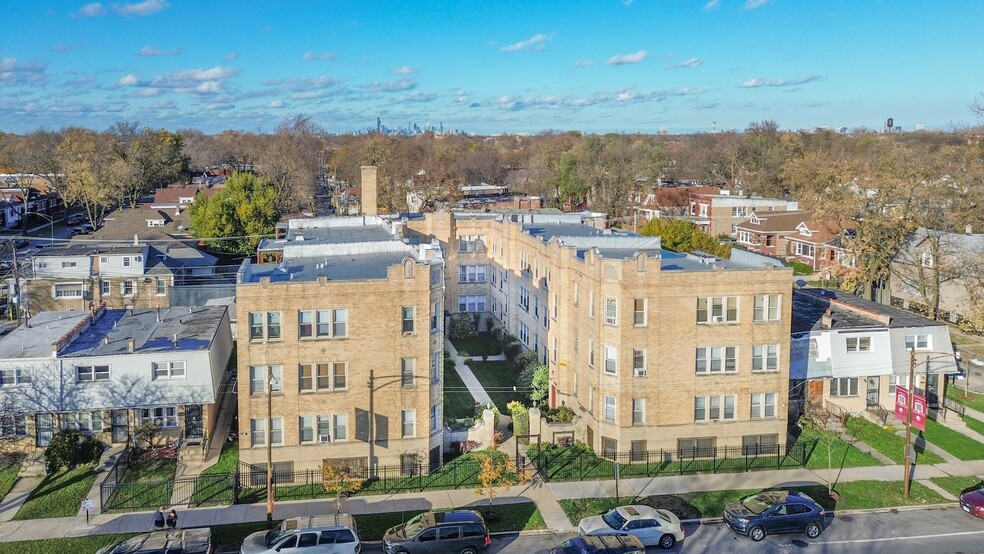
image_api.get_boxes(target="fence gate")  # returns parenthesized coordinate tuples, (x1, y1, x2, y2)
(514, 433, 540, 473)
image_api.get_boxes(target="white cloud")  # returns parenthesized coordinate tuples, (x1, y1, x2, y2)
(391, 66, 419, 75)
(702, 0, 720, 10)
(606, 50, 647, 65)
(76, 3, 106, 16)
(115, 0, 170, 16)
(193, 81, 223, 94)
(138, 45, 180, 57)
(302, 52, 337, 61)
(131, 87, 160, 97)
(394, 92, 437, 103)
(204, 102, 234, 111)
(673, 57, 702, 68)
(500, 33, 549, 52)
(739, 74, 820, 87)
(744, 0, 772, 8)
(117, 73, 140, 85)
(361, 78, 416, 93)
(224, 52, 239, 61)
(574, 59, 593, 68)
(672, 87, 705, 95)
(266, 100, 285, 108)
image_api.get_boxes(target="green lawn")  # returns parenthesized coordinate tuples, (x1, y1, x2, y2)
(451, 333, 502, 357)
(844, 417, 944, 464)
(444, 357, 478, 420)
(794, 425, 882, 470)
(201, 440, 239, 475)
(559, 480, 948, 525)
(103, 454, 177, 512)
(948, 386, 984, 413)
(965, 415, 984, 437)
(0, 461, 21, 501)
(929, 475, 983, 497)
(924, 418, 984, 460)
(467, 360, 527, 411)
(14, 465, 98, 520)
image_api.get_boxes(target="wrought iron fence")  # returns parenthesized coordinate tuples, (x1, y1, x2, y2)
(530, 442, 810, 482)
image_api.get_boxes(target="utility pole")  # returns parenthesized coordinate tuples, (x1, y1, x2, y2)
(368, 369, 375, 479)
(903, 347, 916, 497)
(9, 240, 18, 327)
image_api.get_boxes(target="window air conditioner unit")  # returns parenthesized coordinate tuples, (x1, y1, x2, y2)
(319, 434, 331, 443)
(712, 315, 724, 323)
(634, 369, 647, 377)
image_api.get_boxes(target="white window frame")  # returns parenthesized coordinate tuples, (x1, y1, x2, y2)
(752, 344, 779, 372)
(831, 377, 859, 397)
(846, 336, 871, 352)
(633, 298, 647, 327)
(401, 409, 416, 438)
(402, 306, 415, 334)
(632, 349, 646, 377)
(904, 334, 930, 351)
(694, 394, 736, 422)
(696, 346, 738, 374)
(603, 396, 616, 422)
(152, 360, 186, 379)
(753, 294, 780, 322)
(697, 296, 738, 323)
(604, 297, 617, 326)
(604, 345, 618, 375)
(140, 406, 178, 428)
(76, 365, 110, 383)
(631, 398, 645, 425)
(750, 392, 778, 419)
(249, 365, 282, 395)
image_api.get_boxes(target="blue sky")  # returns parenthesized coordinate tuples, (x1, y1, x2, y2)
(1, 0, 982, 135)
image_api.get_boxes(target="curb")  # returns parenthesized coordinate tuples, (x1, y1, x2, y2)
(678, 501, 960, 527)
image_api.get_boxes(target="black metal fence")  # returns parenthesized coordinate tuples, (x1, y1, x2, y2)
(530, 442, 810, 482)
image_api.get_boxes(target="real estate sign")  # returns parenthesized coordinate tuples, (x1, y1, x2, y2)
(894, 386, 927, 431)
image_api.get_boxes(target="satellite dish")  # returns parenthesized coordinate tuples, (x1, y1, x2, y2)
(795, 279, 807, 288)
(177, 225, 185, 231)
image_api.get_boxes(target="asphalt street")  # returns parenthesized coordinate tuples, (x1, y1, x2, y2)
(356, 506, 984, 553)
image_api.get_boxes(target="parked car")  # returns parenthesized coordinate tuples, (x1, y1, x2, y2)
(550, 534, 646, 554)
(71, 225, 93, 236)
(960, 484, 984, 519)
(724, 490, 826, 542)
(95, 528, 212, 554)
(66, 214, 85, 225)
(12, 239, 27, 249)
(382, 510, 490, 554)
(577, 504, 684, 549)
(240, 514, 361, 554)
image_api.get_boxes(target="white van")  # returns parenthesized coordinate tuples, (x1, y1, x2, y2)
(240, 514, 361, 554)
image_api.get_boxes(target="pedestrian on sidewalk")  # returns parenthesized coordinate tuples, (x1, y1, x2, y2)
(153, 506, 166, 530)
(166, 508, 178, 530)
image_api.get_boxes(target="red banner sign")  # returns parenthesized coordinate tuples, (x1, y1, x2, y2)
(894, 386, 908, 422)
(893, 386, 927, 431)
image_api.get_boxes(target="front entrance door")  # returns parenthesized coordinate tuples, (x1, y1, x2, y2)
(184, 404, 203, 440)
(926, 374, 940, 408)
(35, 414, 53, 447)
(111, 410, 129, 443)
(866, 376, 880, 407)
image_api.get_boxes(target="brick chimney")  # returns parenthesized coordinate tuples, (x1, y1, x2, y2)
(361, 166, 378, 216)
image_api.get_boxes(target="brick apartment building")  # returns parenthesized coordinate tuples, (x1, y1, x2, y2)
(689, 191, 798, 237)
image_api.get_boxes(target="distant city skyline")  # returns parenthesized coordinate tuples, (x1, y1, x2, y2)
(1, 1, 982, 135)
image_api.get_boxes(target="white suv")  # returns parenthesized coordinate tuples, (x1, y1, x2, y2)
(240, 514, 361, 554)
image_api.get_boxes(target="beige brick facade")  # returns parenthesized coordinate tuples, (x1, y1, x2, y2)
(236, 256, 444, 473)
(408, 211, 794, 455)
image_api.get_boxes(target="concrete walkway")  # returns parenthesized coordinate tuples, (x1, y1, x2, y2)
(445, 339, 494, 407)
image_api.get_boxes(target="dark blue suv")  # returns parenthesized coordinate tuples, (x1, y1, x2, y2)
(724, 490, 826, 541)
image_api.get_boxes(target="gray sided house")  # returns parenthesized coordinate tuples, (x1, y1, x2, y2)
(0, 305, 232, 450)
(890, 227, 984, 324)
(790, 288, 958, 421)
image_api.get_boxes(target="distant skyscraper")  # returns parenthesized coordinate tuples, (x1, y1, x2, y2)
(376, 116, 381, 134)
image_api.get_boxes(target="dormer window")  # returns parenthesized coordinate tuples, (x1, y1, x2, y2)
(796, 222, 812, 236)
(749, 214, 762, 224)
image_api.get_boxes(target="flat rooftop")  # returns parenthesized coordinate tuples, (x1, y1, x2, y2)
(243, 251, 418, 283)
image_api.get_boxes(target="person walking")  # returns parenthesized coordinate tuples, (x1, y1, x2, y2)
(153, 506, 166, 530)
(166, 508, 178, 530)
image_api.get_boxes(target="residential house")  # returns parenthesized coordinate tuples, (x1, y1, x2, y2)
(689, 191, 798, 237)
(26, 237, 218, 314)
(790, 288, 958, 421)
(0, 305, 232, 450)
(0, 174, 65, 230)
(889, 227, 984, 323)
(734, 210, 855, 275)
